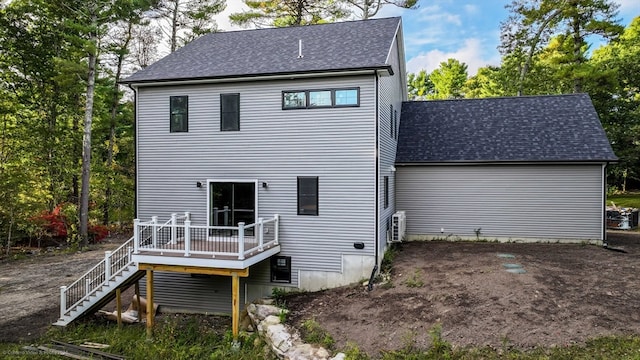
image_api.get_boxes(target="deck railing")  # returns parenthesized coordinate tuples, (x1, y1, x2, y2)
(133, 213, 280, 260)
(59, 237, 135, 318)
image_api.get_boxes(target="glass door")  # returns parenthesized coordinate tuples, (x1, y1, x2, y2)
(210, 182, 255, 227)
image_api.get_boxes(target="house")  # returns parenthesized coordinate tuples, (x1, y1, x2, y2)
(396, 95, 618, 242)
(55, 17, 617, 337)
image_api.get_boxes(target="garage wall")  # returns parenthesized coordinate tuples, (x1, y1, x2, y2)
(396, 164, 604, 241)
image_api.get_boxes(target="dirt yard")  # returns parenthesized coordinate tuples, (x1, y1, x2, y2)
(2, 231, 640, 358)
(286, 231, 640, 356)
(0, 236, 129, 343)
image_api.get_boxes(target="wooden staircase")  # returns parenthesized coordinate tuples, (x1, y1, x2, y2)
(54, 237, 143, 326)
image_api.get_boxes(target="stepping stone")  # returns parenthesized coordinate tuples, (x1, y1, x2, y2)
(497, 253, 515, 258)
(502, 263, 523, 269)
(506, 268, 527, 274)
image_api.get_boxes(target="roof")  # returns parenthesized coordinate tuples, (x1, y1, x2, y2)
(123, 17, 401, 84)
(396, 94, 618, 163)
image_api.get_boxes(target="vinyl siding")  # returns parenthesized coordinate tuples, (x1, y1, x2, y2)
(396, 164, 604, 240)
(136, 75, 377, 297)
(377, 32, 406, 262)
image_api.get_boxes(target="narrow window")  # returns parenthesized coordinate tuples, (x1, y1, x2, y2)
(170, 95, 188, 132)
(220, 93, 240, 131)
(384, 176, 389, 209)
(298, 176, 318, 216)
(335, 88, 359, 106)
(271, 256, 292, 283)
(394, 109, 398, 139)
(389, 104, 394, 138)
(309, 90, 332, 107)
(283, 91, 306, 109)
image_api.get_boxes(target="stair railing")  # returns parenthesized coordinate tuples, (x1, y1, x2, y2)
(59, 236, 136, 319)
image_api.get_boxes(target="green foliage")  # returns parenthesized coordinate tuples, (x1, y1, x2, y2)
(230, 0, 348, 28)
(428, 59, 468, 99)
(299, 318, 335, 350)
(403, 269, 424, 288)
(342, 341, 371, 360)
(407, 70, 433, 100)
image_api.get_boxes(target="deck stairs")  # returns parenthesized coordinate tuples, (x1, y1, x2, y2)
(54, 237, 144, 326)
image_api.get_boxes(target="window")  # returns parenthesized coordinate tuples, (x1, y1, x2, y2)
(170, 96, 188, 132)
(283, 91, 306, 109)
(283, 88, 359, 109)
(384, 176, 389, 209)
(271, 256, 291, 283)
(335, 89, 358, 106)
(220, 93, 240, 131)
(309, 90, 332, 107)
(390, 104, 394, 138)
(298, 176, 318, 215)
(393, 109, 398, 140)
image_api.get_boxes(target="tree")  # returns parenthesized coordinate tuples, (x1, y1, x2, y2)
(428, 58, 468, 99)
(154, 0, 225, 52)
(407, 70, 433, 100)
(500, 0, 623, 95)
(230, 0, 349, 28)
(589, 17, 640, 190)
(340, 0, 418, 19)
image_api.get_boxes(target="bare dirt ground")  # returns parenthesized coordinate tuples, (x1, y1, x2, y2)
(2, 231, 640, 359)
(286, 231, 640, 357)
(0, 235, 129, 343)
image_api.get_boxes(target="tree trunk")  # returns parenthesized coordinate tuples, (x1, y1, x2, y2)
(571, 10, 583, 93)
(80, 10, 98, 247)
(170, 0, 180, 52)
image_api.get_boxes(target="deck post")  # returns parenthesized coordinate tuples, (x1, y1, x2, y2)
(116, 288, 122, 329)
(133, 219, 140, 254)
(223, 206, 229, 226)
(185, 211, 190, 221)
(146, 269, 154, 339)
(237, 223, 245, 260)
(60, 286, 66, 318)
(135, 282, 142, 322)
(231, 272, 240, 340)
(257, 217, 264, 251)
(170, 213, 177, 244)
(151, 216, 158, 249)
(184, 219, 191, 257)
(104, 251, 111, 282)
(274, 214, 280, 244)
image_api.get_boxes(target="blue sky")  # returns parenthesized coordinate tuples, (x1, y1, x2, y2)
(216, 0, 640, 76)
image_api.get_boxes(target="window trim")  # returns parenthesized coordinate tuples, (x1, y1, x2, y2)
(170, 95, 189, 133)
(282, 87, 360, 110)
(220, 93, 240, 131)
(297, 176, 319, 216)
(270, 256, 292, 283)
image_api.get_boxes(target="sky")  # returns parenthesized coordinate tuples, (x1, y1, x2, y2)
(215, 0, 640, 76)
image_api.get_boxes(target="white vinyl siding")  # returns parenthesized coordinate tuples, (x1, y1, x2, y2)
(396, 164, 604, 241)
(136, 75, 377, 294)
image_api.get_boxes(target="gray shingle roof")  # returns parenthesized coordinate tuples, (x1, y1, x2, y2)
(396, 94, 618, 163)
(123, 17, 401, 84)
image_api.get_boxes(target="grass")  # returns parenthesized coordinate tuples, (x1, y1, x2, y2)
(0, 316, 272, 360)
(299, 318, 335, 350)
(403, 269, 425, 288)
(608, 192, 640, 209)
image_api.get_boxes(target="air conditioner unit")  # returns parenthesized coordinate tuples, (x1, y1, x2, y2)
(390, 211, 406, 243)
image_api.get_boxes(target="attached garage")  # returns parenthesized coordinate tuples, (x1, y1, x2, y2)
(395, 94, 617, 242)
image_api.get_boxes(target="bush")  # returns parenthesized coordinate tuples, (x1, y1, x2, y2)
(29, 203, 108, 246)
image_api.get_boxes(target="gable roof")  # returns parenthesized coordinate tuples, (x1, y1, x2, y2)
(396, 94, 617, 164)
(123, 17, 401, 84)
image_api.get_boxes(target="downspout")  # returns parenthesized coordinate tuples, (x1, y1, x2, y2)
(602, 162, 607, 246)
(368, 73, 380, 291)
(128, 84, 138, 219)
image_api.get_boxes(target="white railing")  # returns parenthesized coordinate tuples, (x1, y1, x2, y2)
(59, 237, 135, 318)
(133, 214, 280, 260)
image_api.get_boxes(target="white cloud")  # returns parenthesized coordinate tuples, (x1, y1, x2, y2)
(463, 4, 479, 15)
(618, 0, 640, 15)
(406, 38, 501, 76)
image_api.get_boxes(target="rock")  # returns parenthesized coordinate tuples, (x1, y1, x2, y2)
(265, 323, 294, 356)
(284, 343, 330, 360)
(329, 353, 346, 360)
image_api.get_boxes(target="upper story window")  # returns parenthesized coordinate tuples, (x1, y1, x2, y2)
(170, 96, 188, 132)
(283, 91, 306, 109)
(283, 88, 359, 109)
(220, 93, 240, 131)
